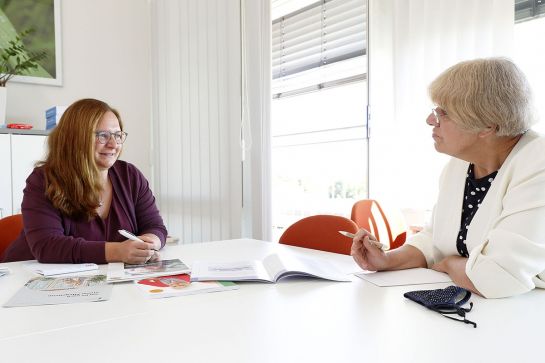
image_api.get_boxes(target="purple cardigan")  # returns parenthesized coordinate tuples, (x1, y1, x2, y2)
(2, 160, 167, 263)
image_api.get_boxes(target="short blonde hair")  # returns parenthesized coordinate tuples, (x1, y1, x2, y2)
(429, 58, 535, 136)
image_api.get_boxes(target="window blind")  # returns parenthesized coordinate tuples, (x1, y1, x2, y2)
(515, 0, 545, 22)
(272, 0, 366, 80)
(150, 0, 243, 244)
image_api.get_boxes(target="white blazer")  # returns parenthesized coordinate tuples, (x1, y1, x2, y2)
(406, 130, 545, 298)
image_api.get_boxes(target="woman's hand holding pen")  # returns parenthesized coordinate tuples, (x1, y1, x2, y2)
(350, 228, 390, 271)
(105, 239, 156, 264)
(109, 230, 161, 263)
(105, 231, 161, 264)
(139, 233, 161, 250)
(139, 234, 162, 262)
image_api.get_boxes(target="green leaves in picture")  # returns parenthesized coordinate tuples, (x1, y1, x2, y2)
(0, 28, 48, 87)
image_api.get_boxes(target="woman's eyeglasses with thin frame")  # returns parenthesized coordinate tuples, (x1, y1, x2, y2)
(431, 107, 448, 126)
(95, 131, 128, 144)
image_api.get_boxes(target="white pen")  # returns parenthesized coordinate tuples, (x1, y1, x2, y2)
(338, 230, 388, 250)
(118, 229, 158, 251)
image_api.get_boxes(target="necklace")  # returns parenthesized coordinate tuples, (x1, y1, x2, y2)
(99, 177, 110, 209)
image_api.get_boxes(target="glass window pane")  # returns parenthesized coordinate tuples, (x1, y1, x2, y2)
(514, 16, 545, 133)
(271, 81, 367, 241)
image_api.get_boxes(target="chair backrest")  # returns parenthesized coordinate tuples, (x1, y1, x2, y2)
(279, 214, 359, 255)
(0, 214, 23, 260)
(350, 200, 406, 250)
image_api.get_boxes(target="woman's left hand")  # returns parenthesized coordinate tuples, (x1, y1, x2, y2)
(431, 256, 482, 296)
(147, 250, 161, 262)
(430, 257, 450, 273)
(139, 233, 161, 251)
(138, 234, 162, 262)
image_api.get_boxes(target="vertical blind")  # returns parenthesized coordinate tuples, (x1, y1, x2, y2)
(272, 0, 367, 84)
(150, 0, 242, 244)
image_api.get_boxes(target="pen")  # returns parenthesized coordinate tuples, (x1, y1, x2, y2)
(118, 229, 158, 251)
(338, 230, 388, 250)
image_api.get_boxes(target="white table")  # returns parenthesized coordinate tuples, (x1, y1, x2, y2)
(0, 239, 543, 363)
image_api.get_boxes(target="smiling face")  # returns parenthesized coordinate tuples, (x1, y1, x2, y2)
(94, 111, 123, 171)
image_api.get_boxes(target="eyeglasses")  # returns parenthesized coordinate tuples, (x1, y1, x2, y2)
(95, 131, 128, 144)
(430, 107, 448, 126)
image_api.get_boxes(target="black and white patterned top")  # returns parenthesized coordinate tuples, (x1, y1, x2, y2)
(456, 164, 498, 257)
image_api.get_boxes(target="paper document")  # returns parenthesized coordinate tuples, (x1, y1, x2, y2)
(0, 267, 10, 277)
(4, 274, 112, 307)
(136, 274, 238, 298)
(107, 258, 190, 283)
(355, 268, 452, 287)
(24, 261, 99, 276)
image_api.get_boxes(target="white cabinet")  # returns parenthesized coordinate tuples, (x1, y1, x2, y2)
(0, 133, 12, 217)
(0, 132, 47, 217)
(11, 134, 48, 214)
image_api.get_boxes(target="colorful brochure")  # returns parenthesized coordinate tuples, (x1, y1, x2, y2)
(4, 274, 112, 307)
(106, 258, 190, 283)
(135, 274, 238, 298)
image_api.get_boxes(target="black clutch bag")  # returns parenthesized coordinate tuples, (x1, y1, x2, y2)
(404, 285, 477, 328)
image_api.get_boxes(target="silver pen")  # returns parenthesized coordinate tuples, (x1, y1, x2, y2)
(338, 230, 388, 250)
(118, 229, 158, 251)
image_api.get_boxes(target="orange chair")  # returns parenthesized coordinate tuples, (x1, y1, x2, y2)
(0, 214, 23, 260)
(279, 215, 359, 255)
(350, 200, 406, 250)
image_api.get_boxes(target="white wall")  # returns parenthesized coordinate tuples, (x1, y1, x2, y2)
(5, 0, 153, 179)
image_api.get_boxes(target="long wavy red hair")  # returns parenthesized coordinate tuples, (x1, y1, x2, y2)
(40, 99, 123, 220)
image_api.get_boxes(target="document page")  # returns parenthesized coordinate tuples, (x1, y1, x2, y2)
(107, 259, 190, 283)
(264, 254, 351, 282)
(24, 261, 98, 276)
(262, 254, 286, 279)
(355, 268, 452, 287)
(4, 275, 112, 307)
(190, 260, 271, 282)
(0, 267, 10, 277)
(135, 274, 238, 299)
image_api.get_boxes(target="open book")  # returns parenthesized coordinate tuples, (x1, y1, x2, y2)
(107, 258, 190, 283)
(190, 253, 351, 283)
(135, 274, 238, 299)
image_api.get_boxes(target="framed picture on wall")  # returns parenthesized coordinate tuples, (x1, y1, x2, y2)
(0, 0, 62, 86)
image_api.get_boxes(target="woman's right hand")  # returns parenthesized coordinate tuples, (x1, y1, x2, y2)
(350, 228, 390, 271)
(105, 240, 155, 264)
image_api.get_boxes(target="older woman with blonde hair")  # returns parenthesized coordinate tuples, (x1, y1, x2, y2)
(2, 98, 167, 264)
(351, 58, 545, 298)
